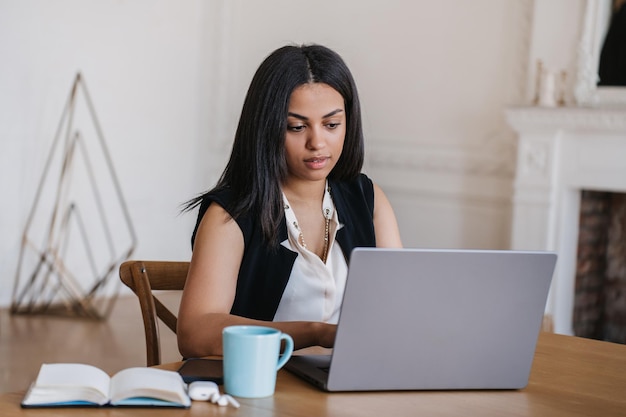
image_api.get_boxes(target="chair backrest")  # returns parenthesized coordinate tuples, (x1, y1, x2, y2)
(119, 260, 189, 366)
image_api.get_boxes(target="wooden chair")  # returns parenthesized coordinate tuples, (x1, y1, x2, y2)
(119, 260, 189, 366)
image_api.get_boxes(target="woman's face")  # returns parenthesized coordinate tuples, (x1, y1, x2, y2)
(284, 83, 346, 183)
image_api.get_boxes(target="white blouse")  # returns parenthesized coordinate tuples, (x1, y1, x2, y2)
(273, 184, 348, 324)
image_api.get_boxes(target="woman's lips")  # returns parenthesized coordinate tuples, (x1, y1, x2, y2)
(304, 156, 329, 169)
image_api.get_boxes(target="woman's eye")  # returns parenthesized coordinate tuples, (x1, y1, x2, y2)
(326, 122, 341, 129)
(288, 125, 305, 132)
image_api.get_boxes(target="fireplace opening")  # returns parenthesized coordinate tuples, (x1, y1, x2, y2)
(573, 190, 626, 344)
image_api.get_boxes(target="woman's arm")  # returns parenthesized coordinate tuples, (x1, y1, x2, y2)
(177, 202, 336, 358)
(372, 183, 403, 248)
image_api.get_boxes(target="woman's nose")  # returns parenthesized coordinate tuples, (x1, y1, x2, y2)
(306, 127, 325, 150)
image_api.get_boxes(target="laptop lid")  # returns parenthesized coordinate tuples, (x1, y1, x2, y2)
(285, 248, 557, 391)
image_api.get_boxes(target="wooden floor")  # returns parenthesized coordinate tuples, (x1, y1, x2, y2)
(0, 293, 182, 393)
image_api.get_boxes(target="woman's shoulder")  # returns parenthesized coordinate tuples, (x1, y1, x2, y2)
(329, 173, 375, 216)
(199, 187, 233, 213)
(330, 173, 374, 196)
(191, 187, 236, 248)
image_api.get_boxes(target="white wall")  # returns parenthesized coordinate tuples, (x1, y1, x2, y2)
(0, 0, 205, 306)
(207, 0, 532, 249)
(0, 0, 585, 307)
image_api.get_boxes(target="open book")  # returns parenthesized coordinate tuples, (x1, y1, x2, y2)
(21, 363, 190, 408)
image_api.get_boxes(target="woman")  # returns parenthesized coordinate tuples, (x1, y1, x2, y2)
(178, 44, 402, 358)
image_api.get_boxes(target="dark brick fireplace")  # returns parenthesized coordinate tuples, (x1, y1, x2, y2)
(574, 190, 626, 343)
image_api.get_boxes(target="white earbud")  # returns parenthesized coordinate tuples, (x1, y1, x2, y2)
(220, 394, 241, 408)
(209, 391, 221, 403)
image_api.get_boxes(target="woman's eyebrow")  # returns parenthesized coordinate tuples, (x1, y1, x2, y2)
(323, 109, 344, 118)
(287, 109, 344, 120)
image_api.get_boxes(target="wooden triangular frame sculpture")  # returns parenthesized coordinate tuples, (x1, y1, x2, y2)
(11, 73, 137, 319)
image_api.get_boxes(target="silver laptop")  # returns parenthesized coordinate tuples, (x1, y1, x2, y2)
(285, 248, 557, 391)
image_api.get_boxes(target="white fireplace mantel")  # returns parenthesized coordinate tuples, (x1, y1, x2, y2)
(505, 105, 626, 335)
(506, 106, 626, 133)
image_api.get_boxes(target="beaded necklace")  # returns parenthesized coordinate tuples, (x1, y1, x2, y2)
(283, 185, 333, 263)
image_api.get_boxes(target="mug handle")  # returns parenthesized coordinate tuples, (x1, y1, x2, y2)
(276, 333, 294, 370)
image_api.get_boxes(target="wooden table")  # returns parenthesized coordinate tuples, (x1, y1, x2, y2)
(1, 332, 625, 416)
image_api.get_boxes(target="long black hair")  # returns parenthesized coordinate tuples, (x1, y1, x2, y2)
(185, 44, 365, 245)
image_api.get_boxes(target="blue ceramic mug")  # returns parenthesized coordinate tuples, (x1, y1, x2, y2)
(222, 325, 294, 398)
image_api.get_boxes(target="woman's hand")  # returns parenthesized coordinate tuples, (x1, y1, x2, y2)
(314, 322, 337, 348)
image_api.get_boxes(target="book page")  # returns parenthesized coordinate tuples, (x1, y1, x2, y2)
(22, 363, 110, 406)
(109, 367, 190, 407)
